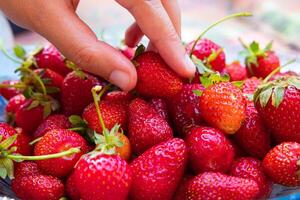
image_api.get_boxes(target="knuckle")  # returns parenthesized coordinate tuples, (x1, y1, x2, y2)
(72, 45, 97, 68)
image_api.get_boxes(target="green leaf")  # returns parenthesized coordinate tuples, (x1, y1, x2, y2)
(0, 134, 17, 150)
(272, 86, 285, 108)
(287, 77, 300, 90)
(26, 100, 40, 110)
(74, 70, 87, 79)
(200, 76, 213, 88)
(1, 158, 14, 179)
(193, 89, 203, 96)
(23, 87, 33, 98)
(259, 87, 273, 107)
(207, 48, 223, 63)
(250, 41, 259, 53)
(232, 81, 244, 88)
(69, 115, 85, 126)
(43, 103, 52, 118)
(13, 45, 26, 59)
(133, 44, 145, 59)
(264, 41, 273, 52)
(46, 86, 60, 94)
(0, 166, 7, 179)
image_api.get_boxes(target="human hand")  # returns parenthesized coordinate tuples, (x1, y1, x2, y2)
(0, 0, 195, 91)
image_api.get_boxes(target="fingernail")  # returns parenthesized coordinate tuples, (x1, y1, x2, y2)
(185, 54, 196, 75)
(109, 70, 130, 90)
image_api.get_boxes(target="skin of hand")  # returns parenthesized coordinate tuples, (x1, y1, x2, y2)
(0, 0, 196, 91)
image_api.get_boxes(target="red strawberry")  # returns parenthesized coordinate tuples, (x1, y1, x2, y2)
(0, 80, 21, 100)
(12, 174, 64, 200)
(73, 153, 132, 200)
(186, 126, 234, 173)
(130, 138, 187, 200)
(128, 98, 173, 155)
(0, 123, 31, 155)
(103, 90, 133, 103)
(134, 51, 183, 99)
(34, 44, 71, 76)
(14, 162, 42, 179)
(187, 38, 226, 72)
(170, 84, 205, 137)
(242, 41, 280, 78)
(230, 157, 272, 199)
(225, 61, 247, 81)
(5, 94, 26, 114)
(61, 71, 102, 116)
(149, 98, 169, 121)
(34, 129, 89, 177)
(254, 76, 300, 143)
(270, 71, 298, 81)
(234, 103, 271, 159)
(34, 114, 72, 138)
(83, 100, 127, 133)
(242, 77, 262, 97)
(263, 142, 300, 186)
(173, 175, 192, 200)
(200, 82, 246, 134)
(185, 172, 259, 200)
(34, 68, 64, 90)
(66, 172, 80, 200)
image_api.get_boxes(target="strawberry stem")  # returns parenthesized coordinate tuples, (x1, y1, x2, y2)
(21, 67, 47, 95)
(0, 83, 26, 89)
(29, 137, 42, 145)
(263, 59, 296, 83)
(91, 86, 107, 131)
(189, 12, 252, 58)
(0, 41, 23, 64)
(68, 127, 86, 132)
(6, 147, 80, 161)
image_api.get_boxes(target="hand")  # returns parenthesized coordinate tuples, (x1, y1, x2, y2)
(0, 0, 195, 91)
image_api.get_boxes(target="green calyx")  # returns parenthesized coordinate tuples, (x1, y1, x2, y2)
(254, 76, 300, 108)
(0, 134, 80, 180)
(133, 44, 146, 60)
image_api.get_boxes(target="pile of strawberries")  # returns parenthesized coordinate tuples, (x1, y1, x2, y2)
(0, 13, 300, 200)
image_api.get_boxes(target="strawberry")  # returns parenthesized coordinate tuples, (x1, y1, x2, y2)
(185, 172, 259, 200)
(230, 157, 272, 199)
(12, 174, 64, 200)
(83, 100, 127, 134)
(149, 98, 169, 121)
(242, 77, 262, 98)
(200, 82, 246, 134)
(14, 162, 42, 179)
(270, 70, 298, 81)
(120, 46, 135, 59)
(34, 129, 89, 178)
(134, 51, 183, 99)
(225, 61, 247, 81)
(34, 68, 64, 91)
(170, 84, 205, 137)
(5, 94, 26, 114)
(0, 80, 21, 100)
(173, 175, 192, 200)
(234, 103, 271, 159)
(187, 39, 226, 72)
(130, 138, 187, 200)
(186, 126, 234, 173)
(128, 98, 173, 155)
(242, 41, 280, 78)
(263, 142, 300, 186)
(66, 172, 80, 200)
(73, 153, 132, 200)
(34, 114, 72, 138)
(61, 70, 102, 115)
(103, 90, 133, 104)
(254, 76, 300, 143)
(34, 44, 71, 76)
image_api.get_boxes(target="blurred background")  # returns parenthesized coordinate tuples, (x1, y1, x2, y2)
(1, 0, 300, 64)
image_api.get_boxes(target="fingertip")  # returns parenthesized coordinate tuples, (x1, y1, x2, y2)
(125, 23, 143, 48)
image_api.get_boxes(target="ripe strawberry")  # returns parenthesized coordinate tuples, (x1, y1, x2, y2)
(34, 68, 64, 90)
(34, 44, 71, 76)
(14, 162, 42, 179)
(66, 172, 80, 200)
(173, 175, 192, 200)
(187, 38, 226, 72)
(254, 76, 300, 143)
(225, 61, 247, 81)
(83, 100, 127, 133)
(242, 77, 262, 97)
(73, 153, 132, 200)
(234, 103, 271, 159)
(200, 82, 246, 134)
(170, 84, 205, 137)
(149, 98, 169, 121)
(34, 114, 72, 138)
(230, 157, 272, 199)
(186, 126, 234, 173)
(0, 80, 21, 100)
(242, 41, 280, 78)
(134, 51, 183, 99)
(270, 70, 298, 81)
(61, 71, 102, 116)
(103, 90, 133, 104)
(5, 94, 26, 114)
(34, 129, 89, 177)
(185, 172, 259, 200)
(128, 98, 173, 155)
(12, 174, 64, 200)
(130, 138, 187, 200)
(263, 142, 300, 186)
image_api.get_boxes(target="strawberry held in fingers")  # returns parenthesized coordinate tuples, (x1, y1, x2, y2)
(186, 126, 234, 174)
(128, 98, 173, 155)
(134, 51, 183, 99)
(200, 81, 246, 134)
(254, 76, 300, 143)
(34, 129, 89, 178)
(230, 157, 272, 199)
(130, 138, 187, 200)
(185, 172, 259, 200)
(263, 142, 300, 186)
